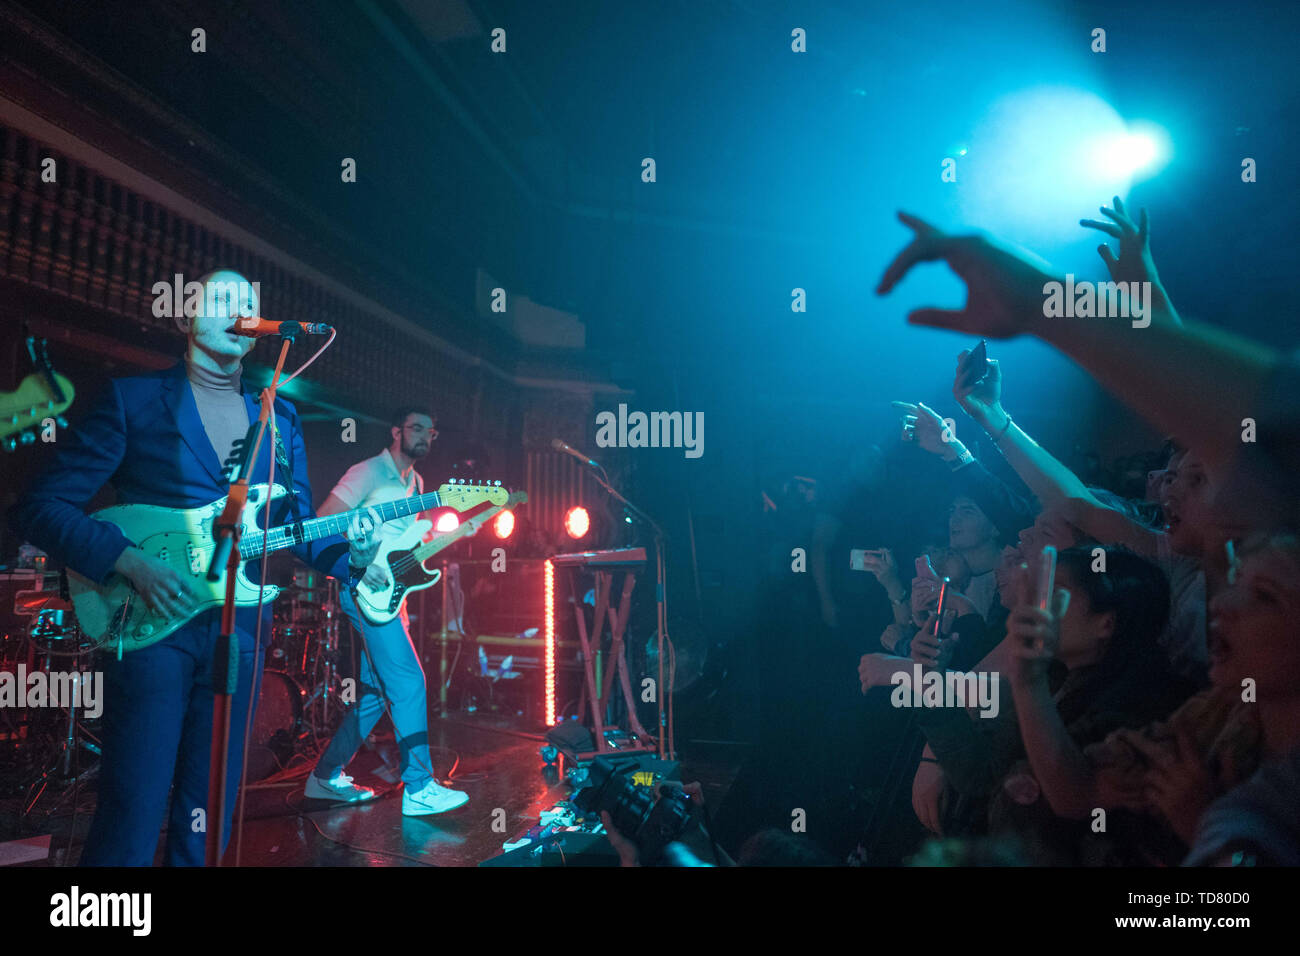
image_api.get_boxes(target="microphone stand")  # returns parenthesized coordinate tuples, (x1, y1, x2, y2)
(204, 327, 297, 866)
(582, 463, 674, 760)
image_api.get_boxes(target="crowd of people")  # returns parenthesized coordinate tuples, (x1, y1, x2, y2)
(614, 196, 1297, 868)
(840, 196, 1300, 866)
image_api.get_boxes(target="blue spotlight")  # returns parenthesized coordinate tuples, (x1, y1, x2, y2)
(1088, 123, 1170, 179)
(958, 87, 1170, 250)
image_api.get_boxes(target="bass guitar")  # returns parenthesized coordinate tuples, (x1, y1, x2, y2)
(354, 490, 527, 625)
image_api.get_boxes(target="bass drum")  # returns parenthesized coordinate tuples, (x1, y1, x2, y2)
(246, 670, 303, 781)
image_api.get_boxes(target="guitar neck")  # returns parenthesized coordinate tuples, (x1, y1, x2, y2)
(238, 490, 444, 559)
(410, 494, 523, 564)
(411, 511, 493, 564)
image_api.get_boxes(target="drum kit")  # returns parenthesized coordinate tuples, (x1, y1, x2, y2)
(2, 563, 350, 822)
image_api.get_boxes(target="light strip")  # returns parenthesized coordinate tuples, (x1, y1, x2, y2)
(544, 558, 556, 726)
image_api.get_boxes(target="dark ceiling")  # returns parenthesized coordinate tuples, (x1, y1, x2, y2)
(9, 0, 1299, 405)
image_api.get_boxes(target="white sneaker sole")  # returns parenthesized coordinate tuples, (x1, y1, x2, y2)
(401, 791, 469, 816)
(304, 776, 378, 803)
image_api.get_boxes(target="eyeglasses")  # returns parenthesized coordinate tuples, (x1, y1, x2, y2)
(404, 424, 438, 439)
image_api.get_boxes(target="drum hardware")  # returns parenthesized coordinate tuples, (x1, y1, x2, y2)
(20, 661, 102, 823)
(246, 669, 305, 782)
(3, 570, 102, 821)
(256, 576, 347, 768)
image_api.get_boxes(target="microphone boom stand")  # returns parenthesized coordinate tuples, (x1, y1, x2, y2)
(204, 330, 296, 866)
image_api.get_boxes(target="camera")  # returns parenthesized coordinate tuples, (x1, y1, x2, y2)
(573, 756, 695, 865)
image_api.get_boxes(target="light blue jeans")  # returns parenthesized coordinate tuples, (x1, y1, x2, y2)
(314, 590, 432, 789)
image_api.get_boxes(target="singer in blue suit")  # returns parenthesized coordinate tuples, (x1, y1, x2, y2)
(10, 271, 380, 866)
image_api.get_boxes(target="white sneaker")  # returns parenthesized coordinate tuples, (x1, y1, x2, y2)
(401, 779, 469, 816)
(305, 771, 378, 803)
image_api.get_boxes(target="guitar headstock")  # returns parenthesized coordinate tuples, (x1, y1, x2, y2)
(437, 478, 510, 511)
(464, 490, 528, 530)
(1, 372, 75, 452)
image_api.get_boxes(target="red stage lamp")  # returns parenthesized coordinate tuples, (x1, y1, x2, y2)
(563, 506, 589, 539)
(434, 511, 460, 533)
(493, 510, 515, 539)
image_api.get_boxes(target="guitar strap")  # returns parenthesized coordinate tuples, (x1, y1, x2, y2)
(271, 415, 306, 547)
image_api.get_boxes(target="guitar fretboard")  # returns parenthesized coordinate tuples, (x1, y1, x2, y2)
(237, 490, 445, 559)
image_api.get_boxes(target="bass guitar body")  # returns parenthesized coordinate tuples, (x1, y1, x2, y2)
(351, 520, 441, 625)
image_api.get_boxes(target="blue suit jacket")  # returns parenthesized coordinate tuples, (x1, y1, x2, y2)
(10, 361, 350, 592)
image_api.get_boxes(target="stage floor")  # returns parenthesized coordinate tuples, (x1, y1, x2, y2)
(2, 714, 744, 867)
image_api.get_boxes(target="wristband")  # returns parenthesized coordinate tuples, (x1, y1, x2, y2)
(992, 414, 1013, 444)
(947, 447, 975, 470)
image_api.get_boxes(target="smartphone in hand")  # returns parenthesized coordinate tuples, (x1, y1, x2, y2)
(932, 576, 951, 637)
(958, 339, 989, 389)
(1035, 545, 1057, 612)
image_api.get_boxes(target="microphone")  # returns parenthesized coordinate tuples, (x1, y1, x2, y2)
(231, 317, 333, 337)
(551, 438, 599, 468)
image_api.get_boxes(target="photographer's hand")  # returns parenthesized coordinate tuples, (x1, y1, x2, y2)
(600, 811, 640, 867)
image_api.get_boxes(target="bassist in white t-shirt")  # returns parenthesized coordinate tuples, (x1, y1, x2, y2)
(305, 407, 469, 815)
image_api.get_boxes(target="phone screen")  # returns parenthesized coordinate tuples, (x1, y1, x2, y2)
(1036, 545, 1058, 611)
(960, 339, 989, 388)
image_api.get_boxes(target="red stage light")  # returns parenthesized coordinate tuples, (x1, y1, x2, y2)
(493, 510, 515, 539)
(434, 511, 460, 533)
(564, 506, 589, 539)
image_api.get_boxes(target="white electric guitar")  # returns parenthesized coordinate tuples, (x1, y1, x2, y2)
(354, 490, 526, 625)
(68, 479, 508, 654)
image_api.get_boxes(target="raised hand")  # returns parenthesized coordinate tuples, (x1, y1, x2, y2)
(952, 350, 1006, 430)
(876, 212, 1058, 339)
(1079, 196, 1177, 323)
(860, 546, 900, 583)
(1006, 589, 1070, 686)
(891, 401, 964, 459)
(910, 574, 940, 625)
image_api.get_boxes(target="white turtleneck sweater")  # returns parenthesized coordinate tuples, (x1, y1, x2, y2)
(187, 360, 249, 470)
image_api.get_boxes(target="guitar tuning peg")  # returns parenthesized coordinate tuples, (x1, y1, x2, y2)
(20, 430, 36, 444)
(56, 416, 68, 429)
(2, 437, 16, 452)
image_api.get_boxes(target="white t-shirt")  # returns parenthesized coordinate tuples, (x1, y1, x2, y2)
(328, 448, 424, 541)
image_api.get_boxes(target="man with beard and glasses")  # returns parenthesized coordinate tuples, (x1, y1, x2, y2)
(304, 407, 469, 815)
